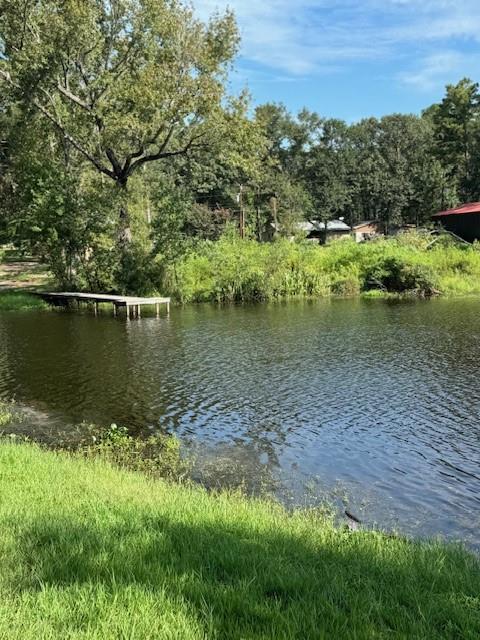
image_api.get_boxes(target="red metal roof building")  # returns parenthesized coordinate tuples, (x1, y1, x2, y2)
(432, 202, 480, 242)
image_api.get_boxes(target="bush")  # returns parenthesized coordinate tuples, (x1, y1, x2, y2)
(363, 257, 438, 296)
(0, 401, 25, 427)
(81, 424, 191, 481)
(168, 236, 470, 302)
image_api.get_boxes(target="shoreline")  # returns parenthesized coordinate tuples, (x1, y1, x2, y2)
(0, 440, 479, 638)
(4, 233, 480, 309)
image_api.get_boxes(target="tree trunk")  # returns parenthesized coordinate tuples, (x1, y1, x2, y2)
(117, 180, 133, 250)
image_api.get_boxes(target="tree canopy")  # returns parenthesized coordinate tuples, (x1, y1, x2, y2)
(1, 2, 479, 293)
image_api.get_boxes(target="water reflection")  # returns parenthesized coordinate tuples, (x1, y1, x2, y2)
(0, 299, 479, 546)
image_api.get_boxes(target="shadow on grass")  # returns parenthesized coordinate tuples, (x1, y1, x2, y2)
(13, 512, 480, 639)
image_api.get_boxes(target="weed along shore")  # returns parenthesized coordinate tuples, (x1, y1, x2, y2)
(168, 235, 480, 302)
(0, 440, 479, 639)
(4, 234, 480, 310)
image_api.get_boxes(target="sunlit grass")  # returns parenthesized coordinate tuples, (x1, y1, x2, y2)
(0, 291, 49, 311)
(0, 441, 478, 639)
(169, 234, 480, 303)
(0, 250, 52, 291)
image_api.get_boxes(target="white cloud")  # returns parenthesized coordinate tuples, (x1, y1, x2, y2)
(193, 0, 480, 89)
(398, 51, 466, 91)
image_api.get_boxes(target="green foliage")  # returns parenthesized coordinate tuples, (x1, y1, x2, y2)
(0, 0, 239, 186)
(363, 257, 438, 296)
(0, 0, 242, 292)
(0, 292, 49, 311)
(2, 3, 480, 295)
(0, 401, 15, 427)
(430, 78, 480, 201)
(81, 424, 190, 481)
(0, 441, 479, 639)
(169, 235, 480, 302)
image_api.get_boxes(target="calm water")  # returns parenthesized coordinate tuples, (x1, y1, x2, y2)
(1, 299, 479, 546)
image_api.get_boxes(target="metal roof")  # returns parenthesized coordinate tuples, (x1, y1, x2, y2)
(302, 219, 351, 232)
(433, 202, 480, 217)
(271, 219, 351, 232)
(352, 220, 377, 229)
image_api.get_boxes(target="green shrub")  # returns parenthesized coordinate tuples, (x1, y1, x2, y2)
(81, 424, 191, 481)
(362, 257, 438, 296)
(0, 401, 24, 427)
(169, 235, 478, 302)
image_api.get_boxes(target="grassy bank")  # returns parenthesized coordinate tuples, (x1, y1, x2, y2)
(0, 250, 52, 310)
(3, 235, 480, 305)
(0, 291, 49, 311)
(167, 234, 480, 302)
(0, 442, 478, 639)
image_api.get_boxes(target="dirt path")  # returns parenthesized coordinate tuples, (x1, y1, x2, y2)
(0, 261, 51, 290)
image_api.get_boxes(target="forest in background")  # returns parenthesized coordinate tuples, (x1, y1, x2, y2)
(1, 1, 480, 294)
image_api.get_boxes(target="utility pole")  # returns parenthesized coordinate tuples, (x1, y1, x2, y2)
(238, 184, 246, 239)
(255, 191, 262, 241)
(270, 194, 278, 237)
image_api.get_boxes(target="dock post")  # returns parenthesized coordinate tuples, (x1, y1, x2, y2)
(113, 304, 117, 317)
(137, 304, 141, 318)
(126, 304, 130, 320)
(156, 303, 160, 318)
(94, 302, 98, 316)
(167, 301, 170, 315)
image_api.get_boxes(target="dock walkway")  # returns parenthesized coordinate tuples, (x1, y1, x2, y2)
(40, 292, 170, 318)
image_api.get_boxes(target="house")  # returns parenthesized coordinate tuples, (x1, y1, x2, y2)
(352, 221, 383, 243)
(270, 219, 351, 243)
(301, 219, 351, 243)
(432, 203, 480, 243)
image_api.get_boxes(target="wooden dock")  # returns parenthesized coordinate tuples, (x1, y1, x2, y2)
(40, 292, 170, 318)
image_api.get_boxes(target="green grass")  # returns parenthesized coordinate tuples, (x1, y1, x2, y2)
(166, 234, 480, 303)
(0, 249, 52, 292)
(0, 442, 478, 639)
(0, 291, 49, 311)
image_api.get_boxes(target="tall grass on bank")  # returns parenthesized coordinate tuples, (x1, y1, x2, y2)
(0, 441, 479, 640)
(166, 234, 480, 303)
(0, 292, 48, 311)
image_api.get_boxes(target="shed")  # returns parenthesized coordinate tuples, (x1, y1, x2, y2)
(352, 221, 383, 243)
(432, 203, 480, 243)
(300, 219, 351, 243)
(270, 219, 351, 243)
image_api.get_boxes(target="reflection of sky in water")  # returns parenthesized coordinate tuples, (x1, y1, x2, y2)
(1, 298, 480, 547)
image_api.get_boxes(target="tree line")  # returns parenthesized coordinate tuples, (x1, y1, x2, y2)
(1, 1, 479, 292)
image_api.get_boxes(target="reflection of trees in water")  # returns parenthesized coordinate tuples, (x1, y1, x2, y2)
(0, 313, 135, 426)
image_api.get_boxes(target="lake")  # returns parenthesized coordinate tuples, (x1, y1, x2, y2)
(1, 298, 479, 546)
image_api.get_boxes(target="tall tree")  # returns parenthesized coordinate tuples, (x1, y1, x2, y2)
(0, 0, 239, 261)
(301, 117, 353, 239)
(430, 78, 480, 201)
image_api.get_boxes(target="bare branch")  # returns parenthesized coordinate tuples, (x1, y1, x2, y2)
(0, 68, 115, 179)
(128, 132, 206, 176)
(56, 82, 91, 112)
(122, 125, 172, 175)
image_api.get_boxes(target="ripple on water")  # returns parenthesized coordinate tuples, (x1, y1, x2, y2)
(0, 299, 480, 546)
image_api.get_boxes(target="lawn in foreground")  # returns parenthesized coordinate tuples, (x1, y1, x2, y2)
(0, 443, 478, 639)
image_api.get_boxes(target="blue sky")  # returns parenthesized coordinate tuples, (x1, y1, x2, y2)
(195, 0, 480, 122)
